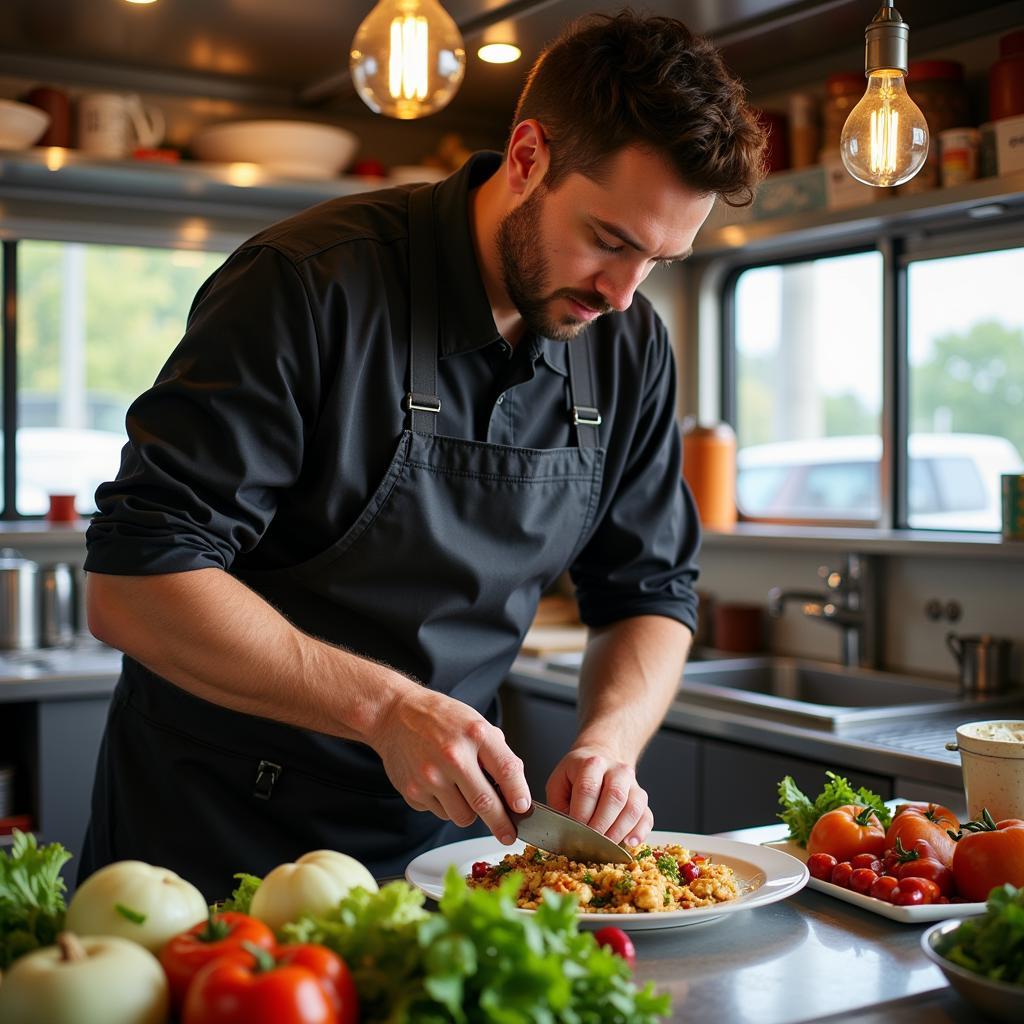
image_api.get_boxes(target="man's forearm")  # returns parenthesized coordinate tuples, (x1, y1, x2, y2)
(86, 568, 406, 743)
(573, 614, 692, 764)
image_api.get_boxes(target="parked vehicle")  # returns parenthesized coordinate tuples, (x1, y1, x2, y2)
(737, 432, 1024, 530)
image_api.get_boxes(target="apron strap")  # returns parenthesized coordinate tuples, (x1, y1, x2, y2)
(405, 185, 441, 433)
(567, 339, 602, 448)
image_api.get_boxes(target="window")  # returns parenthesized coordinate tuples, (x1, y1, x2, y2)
(12, 241, 224, 517)
(732, 251, 884, 521)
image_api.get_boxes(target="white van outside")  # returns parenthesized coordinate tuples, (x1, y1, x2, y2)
(736, 432, 1024, 530)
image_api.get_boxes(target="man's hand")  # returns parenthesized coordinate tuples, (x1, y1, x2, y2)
(367, 683, 531, 845)
(545, 744, 652, 847)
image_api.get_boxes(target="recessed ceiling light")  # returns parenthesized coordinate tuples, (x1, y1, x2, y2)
(124, 0, 159, 5)
(477, 43, 521, 64)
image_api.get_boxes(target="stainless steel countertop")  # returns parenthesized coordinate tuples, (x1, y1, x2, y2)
(0, 641, 121, 700)
(631, 823, 976, 1023)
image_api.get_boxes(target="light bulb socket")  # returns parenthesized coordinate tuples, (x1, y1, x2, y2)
(864, 2, 909, 75)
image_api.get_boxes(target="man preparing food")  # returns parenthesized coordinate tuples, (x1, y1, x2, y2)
(80, 10, 765, 897)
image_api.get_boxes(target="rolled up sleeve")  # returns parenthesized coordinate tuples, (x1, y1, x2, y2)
(569, 326, 701, 633)
(85, 244, 323, 576)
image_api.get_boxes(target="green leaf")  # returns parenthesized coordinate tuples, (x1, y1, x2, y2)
(216, 872, 262, 915)
(115, 903, 147, 925)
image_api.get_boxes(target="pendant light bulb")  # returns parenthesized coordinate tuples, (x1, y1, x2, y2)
(840, 1, 929, 187)
(350, 0, 466, 119)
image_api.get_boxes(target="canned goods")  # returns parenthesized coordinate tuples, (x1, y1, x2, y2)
(1002, 473, 1024, 540)
(939, 127, 980, 187)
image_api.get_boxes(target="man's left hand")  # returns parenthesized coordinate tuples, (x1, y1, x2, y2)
(545, 745, 653, 848)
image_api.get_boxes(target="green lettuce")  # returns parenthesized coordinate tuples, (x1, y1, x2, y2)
(938, 884, 1024, 984)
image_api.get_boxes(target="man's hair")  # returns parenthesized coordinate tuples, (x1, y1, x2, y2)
(511, 10, 766, 206)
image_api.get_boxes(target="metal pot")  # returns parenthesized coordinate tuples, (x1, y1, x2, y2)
(946, 631, 1014, 694)
(0, 548, 39, 650)
(39, 562, 77, 648)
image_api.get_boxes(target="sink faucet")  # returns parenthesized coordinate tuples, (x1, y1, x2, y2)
(767, 553, 881, 668)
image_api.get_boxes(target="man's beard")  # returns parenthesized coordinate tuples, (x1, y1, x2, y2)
(496, 187, 611, 341)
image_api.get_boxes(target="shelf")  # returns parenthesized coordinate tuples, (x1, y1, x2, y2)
(694, 170, 1024, 258)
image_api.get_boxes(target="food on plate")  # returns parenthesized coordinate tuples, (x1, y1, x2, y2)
(935, 883, 1024, 984)
(465, 843, 740, 913)
(777, 772, 891, 846)
(885, 803, 959, 867)
(0, 831, 71, 970)
(0, 931, 169, 1024)
(249, 849, 378, 933)
(807, 804, 886, 861)
(159, 910, 276, 1012)
(182, 941, 355, 1024)
(950, 810, 1024, 903)
(66, 859, 207, 954)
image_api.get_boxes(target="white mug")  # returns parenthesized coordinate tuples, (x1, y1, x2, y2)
(77, 92, 165, 158)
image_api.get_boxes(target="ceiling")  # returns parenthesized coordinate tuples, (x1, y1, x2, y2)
(1, 0, 1022, 124)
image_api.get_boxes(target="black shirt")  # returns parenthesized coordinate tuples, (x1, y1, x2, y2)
(85, 152, 701, 632)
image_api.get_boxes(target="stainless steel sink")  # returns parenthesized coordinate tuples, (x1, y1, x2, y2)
(678, 656, 1022, 730)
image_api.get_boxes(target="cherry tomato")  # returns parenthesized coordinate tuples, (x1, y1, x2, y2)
(830, 861, 855, 889)
(594, 926, 637, 967)
(849, 868, 879, 895)
(896, 857, 955, 896)
(850, 853, 883, 872)
(886, 806, 958, 867)
(807, 805, 886, 862)
(471, 861, 490, 880)
(160, 911, 276, 1013)
(951, 812, 1024, 902)
(679, 861, 700, 883)
(807, 853, 838, 881)
(892, 887, 926, 907)
(869, 875, 900, 902)
(896, 877, 940, 902)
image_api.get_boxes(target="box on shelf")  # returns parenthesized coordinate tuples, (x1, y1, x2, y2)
(750, 164, 826, 221)
(986, 114, 1024, 175)
(821, 152, 889, 210)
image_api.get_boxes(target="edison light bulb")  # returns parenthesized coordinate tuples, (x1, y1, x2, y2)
(840, 1, 929, 188)
(350, 0, 466, 119)
(840, 69, 928, 186)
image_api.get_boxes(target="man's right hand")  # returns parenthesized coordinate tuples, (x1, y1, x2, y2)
(366, 682, 531, 845)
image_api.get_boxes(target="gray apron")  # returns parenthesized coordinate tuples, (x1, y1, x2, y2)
(80, 185, 606, 898)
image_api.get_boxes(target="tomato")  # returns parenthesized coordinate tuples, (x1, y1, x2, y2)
(893, 802, 960, 830)
(807, 805, 886, 862)
(896, 877, 940, 902)
(183, 943, 351, 1024)
(830, 862, 854, 888)
(471, 861, 490, 880)
(895, 857, 955, 896)
(850, 853, 882, 871)
(892, 887, 926, 906)
(277, 944, 358, 1024)
(679, 861, 700, 883)
(849, 868, 878, 895)
(807, 853, 837, 881)
(869, 875, 899, 902)
(594, 927, 636, 967)
(951, 812, 1024, 902)
(886, 805, 958, 867)
(160, 911, 276, 1013)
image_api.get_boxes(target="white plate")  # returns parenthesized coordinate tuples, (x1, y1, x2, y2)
(764, 839, 987, 923)
(405, 829, 809, 932)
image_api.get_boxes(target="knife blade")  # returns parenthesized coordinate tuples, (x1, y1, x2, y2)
(509, 801, 635, 864)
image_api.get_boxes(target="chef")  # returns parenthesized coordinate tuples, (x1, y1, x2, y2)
(80, 11, 765, 897)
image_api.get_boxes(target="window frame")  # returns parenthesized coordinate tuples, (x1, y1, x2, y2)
(706, 212, 1024, 535)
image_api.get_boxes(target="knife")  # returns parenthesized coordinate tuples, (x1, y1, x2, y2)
(509, 801, 635, 864)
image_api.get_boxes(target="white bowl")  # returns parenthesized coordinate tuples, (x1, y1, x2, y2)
(922, 919, 1024, 1022)
(191, 119, 358, 180)
(0, 99, 50, 150)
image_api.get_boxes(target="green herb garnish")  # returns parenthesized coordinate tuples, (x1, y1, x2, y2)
(582, 871, 595, 885)
(615, 876, 635, 892)
(777, 771, 891, 846)
(115, 903, 147, 925)
(635, 845, 653, 859)
(656, 855, 679, 881)
(937, 884, 1024, 984)
(217, 872, 262, 915)
(531, 849, 546, 863)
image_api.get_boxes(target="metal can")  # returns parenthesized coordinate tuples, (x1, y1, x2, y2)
(939, 127, 980, 187)
(1002, 473, 1024, 540)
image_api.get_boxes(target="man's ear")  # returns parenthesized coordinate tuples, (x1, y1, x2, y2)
(505, 119, 550, 197)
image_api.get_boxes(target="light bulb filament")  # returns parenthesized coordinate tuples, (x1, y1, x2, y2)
(869, 106, 899, 176)
(389, 15, 429, 101)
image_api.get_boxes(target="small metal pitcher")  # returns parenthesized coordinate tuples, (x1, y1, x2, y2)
(946, 631, 1014, 694)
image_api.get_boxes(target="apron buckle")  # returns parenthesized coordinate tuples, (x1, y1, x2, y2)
(404, 392, 441, 414)
(253, 760, 282, 800)
(572, 405, 602, 427)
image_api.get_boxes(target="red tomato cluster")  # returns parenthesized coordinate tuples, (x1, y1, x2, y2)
(158, 910, 359, 1024)
(806, 803, 1024, 908)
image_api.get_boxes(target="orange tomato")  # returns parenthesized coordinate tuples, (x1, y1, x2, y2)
(886, 804, 960, 868)
(807, 805, 886, 861)
(951, 813, 1024, 903)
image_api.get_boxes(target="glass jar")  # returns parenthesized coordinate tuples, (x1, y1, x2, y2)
(902, 60, 971, 193)
(822, 72, 864, 155)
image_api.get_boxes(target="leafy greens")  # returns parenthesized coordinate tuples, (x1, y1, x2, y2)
(777, 771, 891, 846)
(938, 883, 1024, 984)
(0, 830, 71, 969)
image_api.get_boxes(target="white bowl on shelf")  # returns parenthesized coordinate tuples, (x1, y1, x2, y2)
(0, 100, 50, 150)
(191, 119, 358, 180)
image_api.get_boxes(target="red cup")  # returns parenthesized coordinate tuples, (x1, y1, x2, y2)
(46, 494, 78, 523)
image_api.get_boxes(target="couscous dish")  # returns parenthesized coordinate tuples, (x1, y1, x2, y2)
(466, 842, 742, 913)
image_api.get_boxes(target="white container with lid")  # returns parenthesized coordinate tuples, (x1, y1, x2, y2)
(948, 720, 1024, 821)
